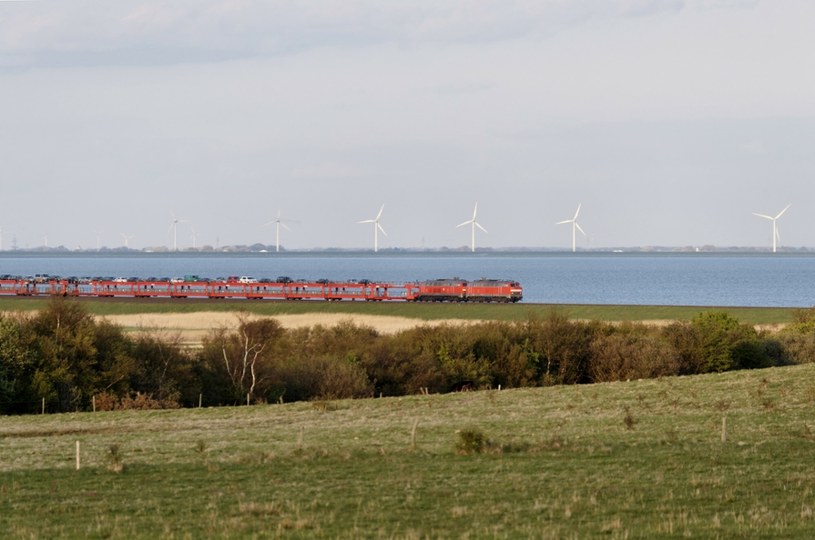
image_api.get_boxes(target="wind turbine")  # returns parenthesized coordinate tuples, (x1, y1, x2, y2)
(120, 233, 135, 249)
(456, 202, 487, 253)
(94, 229, 102, 252)
(557, 203, 586, 253)
(753, 204, 791, 253)
(190, 226, 198, 250)
(168, 212, 188, 252)
(358, 204, 387, 252)
(263, 209, 295, 253)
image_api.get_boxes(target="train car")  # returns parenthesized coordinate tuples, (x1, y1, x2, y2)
(413, 279, 468, 302)
(465, 279, 523, 303)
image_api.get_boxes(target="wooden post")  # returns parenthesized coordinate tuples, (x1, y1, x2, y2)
(92, 395, 96, 412)
(721, 416, 727, 443)
(411, 419, 419, 451)
(42, 397, 45, 415)
(75, 441, 81, 470)
(246, 393, 250, 406)
(198, 393, 202, 408)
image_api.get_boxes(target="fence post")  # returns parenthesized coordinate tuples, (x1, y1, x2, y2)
(42, 397, 45, 415)
(75, 441, 81, 470)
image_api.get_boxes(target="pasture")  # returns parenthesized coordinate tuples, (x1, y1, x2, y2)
(2, 363, 815, 538)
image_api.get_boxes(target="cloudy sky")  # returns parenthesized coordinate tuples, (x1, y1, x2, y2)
(1, 0, 813, 251)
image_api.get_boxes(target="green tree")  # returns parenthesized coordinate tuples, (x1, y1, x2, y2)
(0, 313, 38, 413)
(130, 332, 197, 406)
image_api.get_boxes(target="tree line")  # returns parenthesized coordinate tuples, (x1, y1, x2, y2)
(2, 299, 815, 414)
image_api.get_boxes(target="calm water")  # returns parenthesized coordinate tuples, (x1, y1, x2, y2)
(0, 252, 813, 307)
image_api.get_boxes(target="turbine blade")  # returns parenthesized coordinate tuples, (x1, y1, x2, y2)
(377, 223, 387, 236)
(476, 222, 488, 234)
(775, 204, 791, 219)
(556, 219, 573, 225)
(280, 222, 290, 231)
(753, 213, 773, 220)
(376, 204, 384, 220)
(358, 219, 375, 224)
(575, 223, 586, 236)
(456, 220, 472, 228)
(574, 203, 582, 220)
(472, 202, 478, 220)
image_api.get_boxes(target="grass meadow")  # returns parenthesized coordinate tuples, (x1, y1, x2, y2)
(3, 363, 815, 538)
(0, 296, 799, 325)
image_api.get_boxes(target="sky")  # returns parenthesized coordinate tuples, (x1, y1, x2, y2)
(1, 0, 814, 251)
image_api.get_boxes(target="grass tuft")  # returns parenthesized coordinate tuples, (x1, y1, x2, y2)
(106, 443, 124, 473)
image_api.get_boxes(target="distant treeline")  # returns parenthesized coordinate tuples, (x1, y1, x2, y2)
(2, 299, 815, 414)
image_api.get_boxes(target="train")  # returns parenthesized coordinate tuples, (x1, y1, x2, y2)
(0, 275, 523, 303)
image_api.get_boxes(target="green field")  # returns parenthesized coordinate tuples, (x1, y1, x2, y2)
(0, 296, 800, 325)
(2, 364, 815, 538)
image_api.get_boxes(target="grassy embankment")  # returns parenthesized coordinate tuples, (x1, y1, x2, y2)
(0, 296, 800, 325)
(2, 364, 815, 538)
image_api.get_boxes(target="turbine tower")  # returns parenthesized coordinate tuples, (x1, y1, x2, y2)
(357, 204, 387, 252)
(557, 203, 586, 253)
(753, 204, 791, 253)
(264, 209, 295, 253)
(169, 212, 188, 252)
(456, 202, 487, 253)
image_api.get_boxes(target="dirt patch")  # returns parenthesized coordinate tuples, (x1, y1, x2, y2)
(101, 311, 473, 345)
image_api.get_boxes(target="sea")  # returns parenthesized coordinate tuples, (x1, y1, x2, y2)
(0, 252, 813, 308)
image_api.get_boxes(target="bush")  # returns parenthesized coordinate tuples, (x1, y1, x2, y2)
(455, 428, 488, 455)
(589, 323, 680, 382)
(523, 311, 596, 385)
(94, 391, 180, 410)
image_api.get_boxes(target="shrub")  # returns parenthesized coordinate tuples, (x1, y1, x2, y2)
(455, 428, 487, 455)
(664, 312, 771, 374)
(589, 323, 680, 382)
(523, 311, 596, 385)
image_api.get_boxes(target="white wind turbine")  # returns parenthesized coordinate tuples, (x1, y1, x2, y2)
(557, 203, 586, 253)
(94, 230, 102, 252)
(120, 233, 135, 249)
(264, 210, 296, 253)
(456, 202, 487, 253)
(358, 204, 387, 252)
(190, 226, 198, 249)
(753, 203, 791, 253)
(169, 212, 189, 251)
